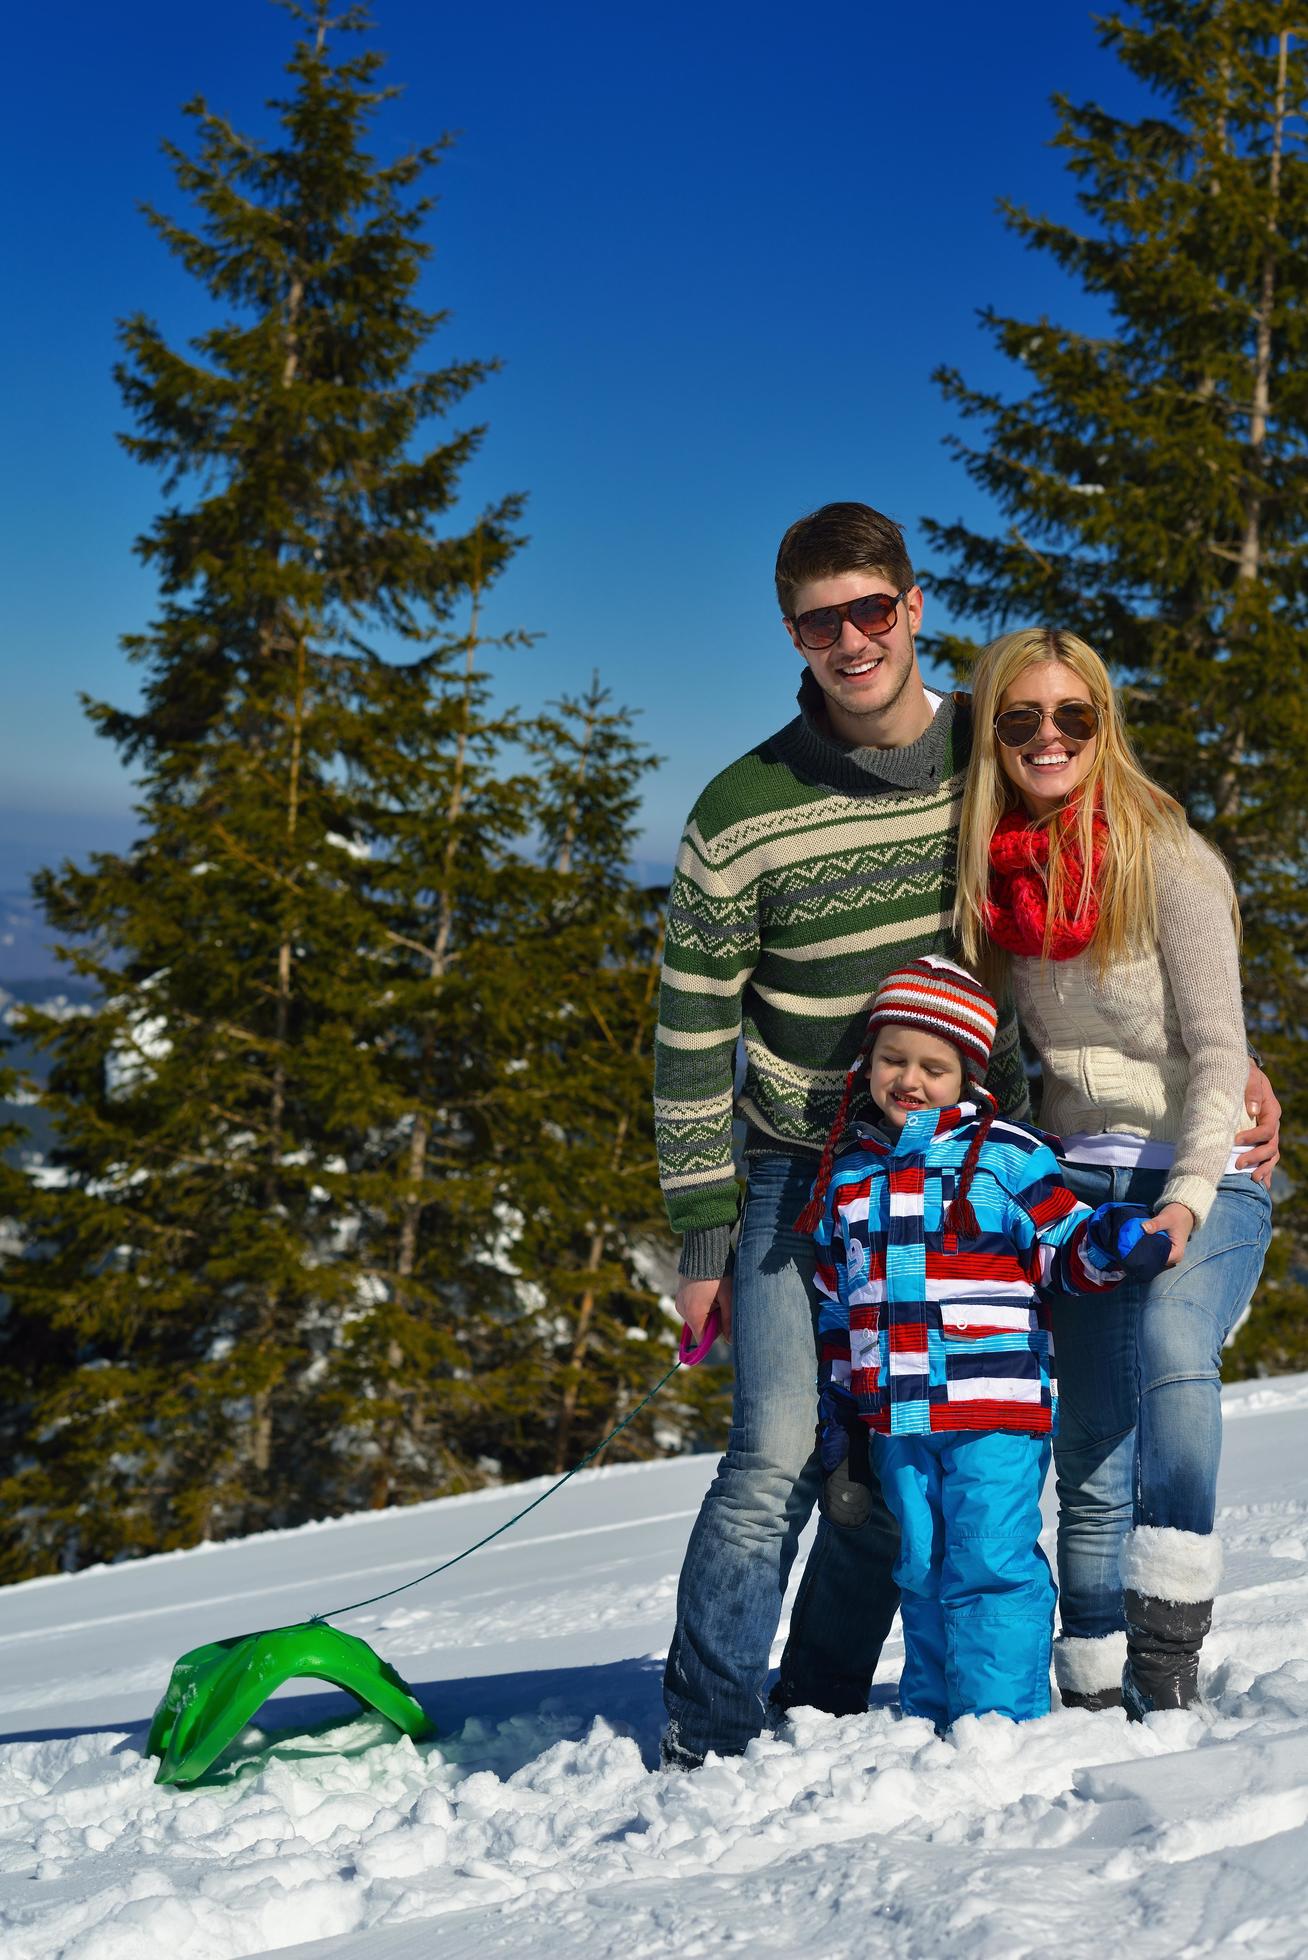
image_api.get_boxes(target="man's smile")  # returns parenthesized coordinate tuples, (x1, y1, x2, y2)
(836, 652, 885, 680)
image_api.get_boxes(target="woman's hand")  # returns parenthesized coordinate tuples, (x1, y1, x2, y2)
(1141, 1202, 1194, 1269)
(1235, 1063, 1281, 1189)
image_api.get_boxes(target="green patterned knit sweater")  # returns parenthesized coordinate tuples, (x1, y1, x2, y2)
(655, 679, 1029, 1278)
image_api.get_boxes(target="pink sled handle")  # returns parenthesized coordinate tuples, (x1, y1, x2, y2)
(678, 1306, 721, 1367)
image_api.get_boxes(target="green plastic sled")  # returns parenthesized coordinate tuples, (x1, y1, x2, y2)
(147, 1622, 434, 1785)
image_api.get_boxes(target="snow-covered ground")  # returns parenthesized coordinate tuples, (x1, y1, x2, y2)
(4, 1377, 1308, 1960)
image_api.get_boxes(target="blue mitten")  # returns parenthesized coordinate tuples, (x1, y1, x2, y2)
(1085, 1203, 1172, 1280)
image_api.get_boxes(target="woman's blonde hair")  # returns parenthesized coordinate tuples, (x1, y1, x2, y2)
(955, 627, 1204, 983)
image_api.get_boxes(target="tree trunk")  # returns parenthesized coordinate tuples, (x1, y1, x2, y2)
(250, 261, 308, 1494)
(396, 537, 483, 1281)
(551, 1142, 625, 1476)
(373, 536, 485, 1508)
(1219, 31, 1289, 825)
(554, 673, 599, 879)
(1237, 30, 1288, 587)
(551, 936, 663, 1472)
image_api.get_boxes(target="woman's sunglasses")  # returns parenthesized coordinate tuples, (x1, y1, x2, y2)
(790, 588, 911, 652)
(993, 701, 1100, 748)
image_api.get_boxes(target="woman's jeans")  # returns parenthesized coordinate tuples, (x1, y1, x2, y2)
(662, 1150, 901, 1760)
(1051, 1164, 1272, 1637)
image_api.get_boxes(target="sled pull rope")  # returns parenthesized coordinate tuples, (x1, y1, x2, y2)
(310, 1328, 713, 1624)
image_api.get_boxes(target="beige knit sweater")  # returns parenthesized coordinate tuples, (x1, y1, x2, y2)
(1009, 829, 1247, 1226)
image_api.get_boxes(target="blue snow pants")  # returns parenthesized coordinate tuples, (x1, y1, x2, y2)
(875, 1430, 1055, 1728)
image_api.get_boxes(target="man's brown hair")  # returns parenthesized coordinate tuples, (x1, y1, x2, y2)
(774, 502, 915, 617)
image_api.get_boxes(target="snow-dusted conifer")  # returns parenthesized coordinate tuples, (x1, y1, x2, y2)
(1, 1, 528, 1574)
(490, 679, 730, 1479)
(922, 1, 1308, 1369)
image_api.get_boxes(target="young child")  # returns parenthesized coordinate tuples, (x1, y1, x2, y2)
(796, 954, 1168, 1728)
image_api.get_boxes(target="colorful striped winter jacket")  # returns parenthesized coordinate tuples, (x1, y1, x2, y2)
(813, 1101, 1122, 1437)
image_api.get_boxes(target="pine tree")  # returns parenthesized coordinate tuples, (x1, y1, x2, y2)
(497, 680, 729, 1479)
(306, 551, 549, 1512)
(0, 0, 528, 1577)
(921, 1, 1308, 1372)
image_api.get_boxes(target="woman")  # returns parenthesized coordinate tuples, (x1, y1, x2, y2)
(955, 627, 1272, 1719)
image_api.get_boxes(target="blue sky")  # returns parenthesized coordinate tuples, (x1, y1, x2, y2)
(1, 0, 1142, 899)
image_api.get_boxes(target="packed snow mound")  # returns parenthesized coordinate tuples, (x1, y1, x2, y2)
(1, 1376, 1307, 1959)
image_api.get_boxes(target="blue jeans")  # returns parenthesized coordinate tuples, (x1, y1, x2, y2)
(662, 1150, 901, 1758)
(877, 1431, 1055, 1726)
(1052, 1164, 1272, 1637)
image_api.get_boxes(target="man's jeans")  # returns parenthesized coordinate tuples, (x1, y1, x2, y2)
(1052, 1164, 1272, 1638)
(662, 1150, 901, 1759)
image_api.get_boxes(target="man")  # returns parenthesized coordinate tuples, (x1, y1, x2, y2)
(654, 501, 1280, 1769)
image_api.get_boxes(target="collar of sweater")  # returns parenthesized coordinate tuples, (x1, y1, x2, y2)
(851, 1101, 980, 1155)
(776, 671, 966, 795)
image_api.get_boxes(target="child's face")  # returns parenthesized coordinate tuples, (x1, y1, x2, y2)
(867, 1024, 965, 1127)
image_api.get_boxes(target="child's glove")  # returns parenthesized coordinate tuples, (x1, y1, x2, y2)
(817, 1381, 875, 1528)
(1084, 1202, 1173, 1281)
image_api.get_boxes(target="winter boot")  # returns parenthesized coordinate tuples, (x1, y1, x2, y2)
(1118, 1525, 1222, 1721)
(1053, 1632, 1126, 1712)
(767, 1670, 871, 1723)
(658, 1721, 706, 1772)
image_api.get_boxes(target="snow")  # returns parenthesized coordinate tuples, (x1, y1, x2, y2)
(4, 1378, 1308, 1959)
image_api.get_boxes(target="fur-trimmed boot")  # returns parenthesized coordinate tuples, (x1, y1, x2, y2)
(1053, 1632, 1126, 1712)
(1119, 1525, 1223, 1721)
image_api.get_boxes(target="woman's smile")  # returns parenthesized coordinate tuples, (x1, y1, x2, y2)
(1014, 738, 1083, 793)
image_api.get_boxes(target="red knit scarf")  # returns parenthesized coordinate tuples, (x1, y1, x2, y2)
(983, 802, 1108, 961)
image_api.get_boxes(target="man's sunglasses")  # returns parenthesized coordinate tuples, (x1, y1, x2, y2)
(993, 701, 1100, 747)
(790, 587, 912, 652)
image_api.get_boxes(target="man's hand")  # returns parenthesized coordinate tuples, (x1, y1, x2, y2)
(1140, 1202, 1193, 1269)
(1235, 1062, 1281, 1189)
(676, 1272, 734, 1345)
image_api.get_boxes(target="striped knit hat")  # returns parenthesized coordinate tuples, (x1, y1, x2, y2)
(794, 956, 1000, 1237)
(863, 955, 998, 1083)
